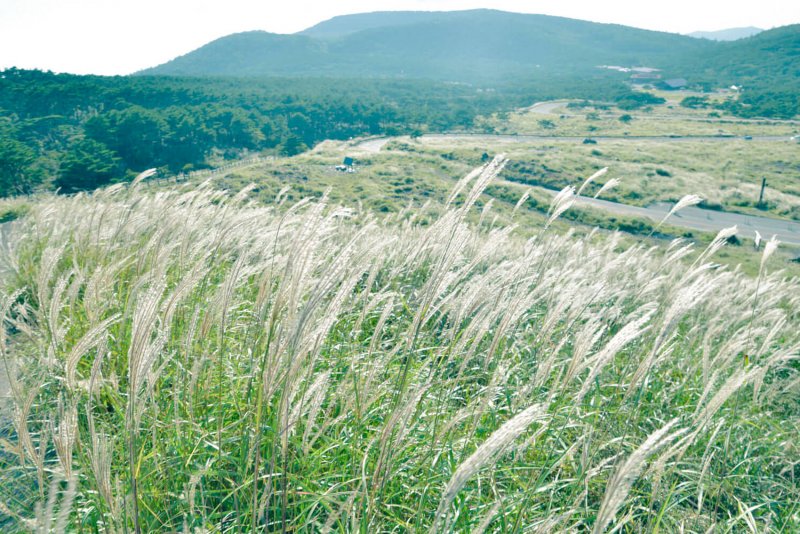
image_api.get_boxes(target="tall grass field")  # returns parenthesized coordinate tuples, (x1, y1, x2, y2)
(0, 159, 798, 532)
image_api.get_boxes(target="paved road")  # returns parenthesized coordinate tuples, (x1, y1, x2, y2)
(526, 101, 569, 115)
(354, 133, 795, 153)
(350, 136, 800, 247)
(354, 137, 393, 153)
(493, 180, 800, 246)
(421, 133, 792, 144)
(575, 195, 800, 247)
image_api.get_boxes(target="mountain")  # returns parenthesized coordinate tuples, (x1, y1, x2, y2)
(139, 10, 713, 80)
(138, 32, 331, 77)
(299, 11, 444, 38)
(688, 27, 763, 41)
(688, 25, 800, 84)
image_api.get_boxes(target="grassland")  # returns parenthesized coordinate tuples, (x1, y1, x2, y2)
(1, 163, 799, 531)
(1, 92, 799, 532)
(483, 95, 800, 138)
(162, 127, 800, 277)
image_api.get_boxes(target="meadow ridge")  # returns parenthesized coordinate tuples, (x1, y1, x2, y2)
(0, 160, 798, 531)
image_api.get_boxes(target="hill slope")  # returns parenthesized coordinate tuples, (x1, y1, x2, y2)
(688, 27, 763, 41)
(140, 10, 713, 80)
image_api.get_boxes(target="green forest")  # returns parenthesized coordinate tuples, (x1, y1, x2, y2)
(0, 69, 655, 196)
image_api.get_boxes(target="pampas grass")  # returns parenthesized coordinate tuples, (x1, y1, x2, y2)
(431, 402, 549, 532)
(0, 160, 797, 532)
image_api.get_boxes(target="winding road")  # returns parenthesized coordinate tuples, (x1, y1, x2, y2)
(352, 134, 800, 247)
(574, 195, 800, 247)
(355, 133, 793, 152)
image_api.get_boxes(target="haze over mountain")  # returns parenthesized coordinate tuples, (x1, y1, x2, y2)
(688, 27, 763, 41)
(139, 10, 714, 80)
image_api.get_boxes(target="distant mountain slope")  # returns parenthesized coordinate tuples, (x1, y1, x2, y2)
(299, 11, 442, 38)
(688, 27, 763, 41)
(689, 25, 800, 83)
(139, 32, 330, 77)
(139, 10, 713, 80)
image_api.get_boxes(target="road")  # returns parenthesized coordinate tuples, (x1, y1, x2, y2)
(573, 194, 800, 247)
(354, 133, 794, 154)
(526, 101, 569, 115)
(350, 134, 800, 247)
(525, 100, 800, 126)
(493, 180, 800, 246)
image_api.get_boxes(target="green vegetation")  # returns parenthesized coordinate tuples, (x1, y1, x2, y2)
(138, 10, 799, 119)
(141, 10, 711, 79)
(0, 68, 677, 198)
(480, 98, 800, 221)
(1, 11, 799, 532)
(687, 25, 800, 119)
(0, 69, 502, 194)
(1, 162, 798, 531)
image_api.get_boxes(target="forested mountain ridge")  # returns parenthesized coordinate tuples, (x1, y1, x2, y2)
(138, 11, 800, 119)
(140, 10, 715, 80)
(687, 27, 763, 41)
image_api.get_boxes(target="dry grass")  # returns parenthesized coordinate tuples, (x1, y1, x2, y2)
(0, 158, 798, 532)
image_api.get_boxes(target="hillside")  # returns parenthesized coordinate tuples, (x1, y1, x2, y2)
(685, 25, 800, 117)
(688, 26, 763, 41)
(692, 25, 800, 82)
(2, 156, 799, 531)
(140, 10, 714, 80)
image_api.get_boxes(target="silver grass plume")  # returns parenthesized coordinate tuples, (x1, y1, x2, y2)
(460, 155, 507, 215)
(576, 305, 656, 404)
(594, 178, 621, 199)
(695, 225, 738, 266)
(513, 188, 533, 214)
(656, 194, 703, 229)
(65, 314, 119, 390)
(593, 419, 686, 534)
(130, 168, 157, 189)
(546, 186, 576, 228)
(759, 235, 779, 275)
(127, 277, 168, 405)
(431, 402, 548, 532)
(577, 167, 608, 196)
(446, 166, 484, 208)
(51, 399, 78, 479)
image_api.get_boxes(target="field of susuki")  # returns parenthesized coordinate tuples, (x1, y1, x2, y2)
(1, 157, 798, 531)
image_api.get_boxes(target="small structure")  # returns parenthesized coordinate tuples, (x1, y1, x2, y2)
(663, 78, 688, 89)
(335, 156, 356, 173)
(631, 72, 662, 80)
(631, 67, 660, 73)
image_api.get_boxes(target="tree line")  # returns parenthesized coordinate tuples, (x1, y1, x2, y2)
(2, 67, 793, 198)
(0, 69, 637, 196)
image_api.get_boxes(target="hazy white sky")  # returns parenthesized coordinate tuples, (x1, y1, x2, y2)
(1, 0, 797, 75)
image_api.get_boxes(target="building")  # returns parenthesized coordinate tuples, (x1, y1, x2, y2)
(663, 78, 688, 89)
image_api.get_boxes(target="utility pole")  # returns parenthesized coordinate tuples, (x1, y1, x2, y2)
(758, 177, 767, 209)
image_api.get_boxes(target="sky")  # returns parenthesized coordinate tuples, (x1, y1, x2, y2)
(1, 0, 798, 76)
